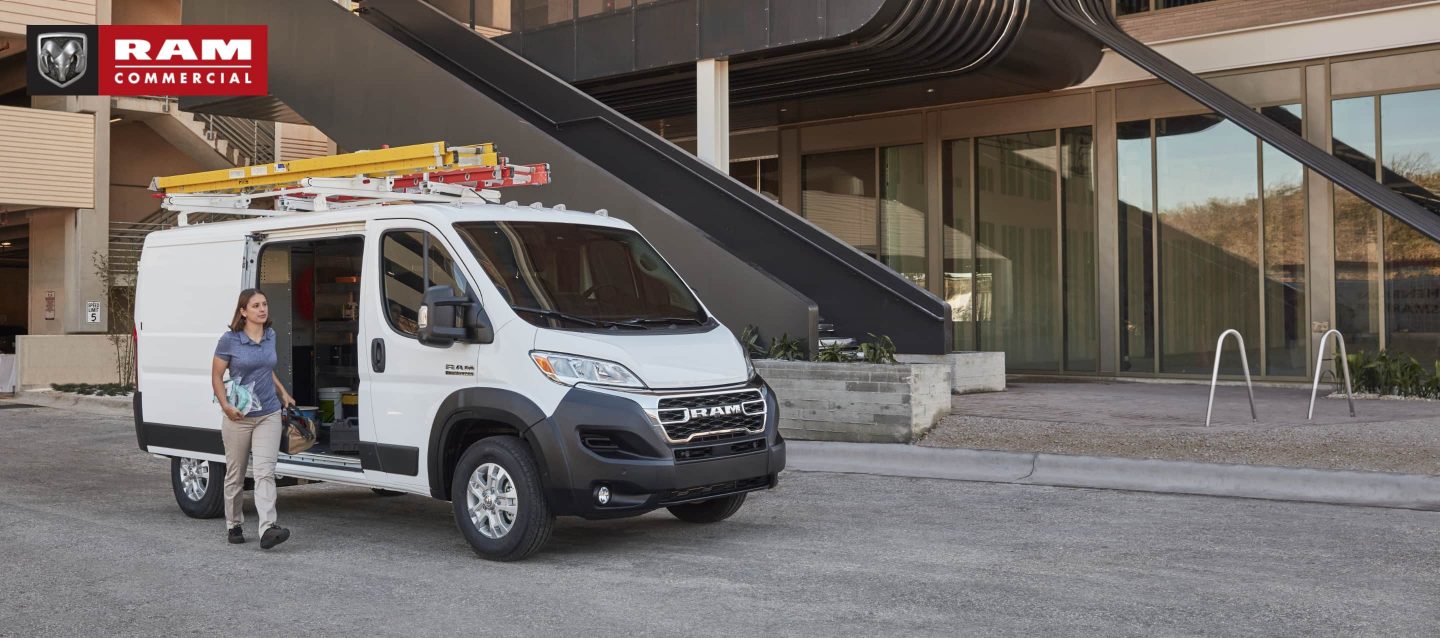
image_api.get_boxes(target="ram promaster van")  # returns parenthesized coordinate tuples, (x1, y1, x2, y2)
(134, 143, 785, 561)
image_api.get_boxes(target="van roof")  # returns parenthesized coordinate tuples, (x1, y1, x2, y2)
(142, 201, 637, 247)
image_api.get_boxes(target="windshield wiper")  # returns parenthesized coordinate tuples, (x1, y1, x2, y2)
(613, 316, 707, 327)
(512, 307, 601, 327)
(512, 307, 645, 330)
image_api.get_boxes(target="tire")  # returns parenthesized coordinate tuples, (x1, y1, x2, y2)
(171, 457, 225, 519)
(371, 488, 405, 497)
(450, 436, 553, 561)
(667, 493, 746, 524)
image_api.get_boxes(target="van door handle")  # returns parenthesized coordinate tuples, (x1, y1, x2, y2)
(371, 338, 386, 373)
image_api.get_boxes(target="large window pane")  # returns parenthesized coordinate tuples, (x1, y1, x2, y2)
(977, 131, 1059, 370)
(1332, 97, 1383, 355)
(1118, 120, 1155, 373)
(1156, 114, 1260, 375)
(1062, 127, 1098, 372)
(943, 139, 975, 351)
(880, 145, 927, 288)
(1380, 90, 1440, 363)
(758, 157, 780, 202)
(1261, 105, 1307, 376)
(802, 149, 878, 258)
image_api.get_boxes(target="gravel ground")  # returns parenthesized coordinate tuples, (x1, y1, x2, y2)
(921, 382, 1440, 475)
(2, 404, 1439, 636)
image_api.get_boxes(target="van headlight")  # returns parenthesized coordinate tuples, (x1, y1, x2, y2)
(530, 351, 646, 389)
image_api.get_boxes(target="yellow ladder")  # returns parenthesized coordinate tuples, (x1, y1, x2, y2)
(150, 141, 499, 194)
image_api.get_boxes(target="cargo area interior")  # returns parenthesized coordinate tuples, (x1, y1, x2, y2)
(256, 236, 365, 463)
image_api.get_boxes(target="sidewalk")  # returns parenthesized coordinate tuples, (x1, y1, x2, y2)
(921, 380, 1440, 476)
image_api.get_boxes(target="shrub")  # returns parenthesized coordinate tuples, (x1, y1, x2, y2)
(738, 325, 767, 359)
(814, 342, 849, 363)
(767, 333, 807, 361)
(1343, 350, 1440, 399)
(859, 333, 898, 364)
(52, 383, 135, 397)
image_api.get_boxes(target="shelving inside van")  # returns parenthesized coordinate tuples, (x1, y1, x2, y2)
(256, 236, 364, 462)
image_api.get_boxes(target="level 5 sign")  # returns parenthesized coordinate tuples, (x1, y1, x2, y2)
(86, 301, 102, 324)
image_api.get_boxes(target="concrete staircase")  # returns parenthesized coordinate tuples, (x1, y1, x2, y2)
(110, 95, 274, 170)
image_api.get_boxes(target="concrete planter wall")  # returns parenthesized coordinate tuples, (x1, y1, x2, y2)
(755, 360, 953, 443)
(896, 352, 1006, 394)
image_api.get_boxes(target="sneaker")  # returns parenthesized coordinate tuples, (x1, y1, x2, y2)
(260, 526, 290, 550)
(228, 526, 245, 544)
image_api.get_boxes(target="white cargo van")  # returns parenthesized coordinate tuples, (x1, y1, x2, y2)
(134, 200, 785, 561)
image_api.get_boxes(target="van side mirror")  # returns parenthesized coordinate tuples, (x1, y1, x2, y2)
(418, 285, 491, 347)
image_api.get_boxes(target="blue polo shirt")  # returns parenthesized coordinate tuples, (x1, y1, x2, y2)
(214, 328, 281, 417)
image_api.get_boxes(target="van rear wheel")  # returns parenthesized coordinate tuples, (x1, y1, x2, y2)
(667, 493, 746, 523)
(171, 457, 225, 519)
(450, 436, 553, 561)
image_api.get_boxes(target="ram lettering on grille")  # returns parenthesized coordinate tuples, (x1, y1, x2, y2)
(687, 405, 744, 419)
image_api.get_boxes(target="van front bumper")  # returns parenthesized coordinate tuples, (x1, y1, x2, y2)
(525, 380, 786, 519)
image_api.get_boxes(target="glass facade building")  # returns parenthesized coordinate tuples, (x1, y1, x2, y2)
(718, 43, 1440, 379)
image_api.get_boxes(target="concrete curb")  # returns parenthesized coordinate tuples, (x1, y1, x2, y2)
(787, 441, 1440, 511)
(11, 390, 134, 418)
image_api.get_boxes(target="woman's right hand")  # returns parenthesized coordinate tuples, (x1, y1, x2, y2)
(222, 404, 245, 421)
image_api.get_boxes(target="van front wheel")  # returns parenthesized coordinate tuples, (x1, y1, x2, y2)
(450, 436, 553, 561)
(171, 457, 225, 519)
(667, 493, 746, 523)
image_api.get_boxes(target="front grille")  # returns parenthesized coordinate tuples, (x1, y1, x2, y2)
(655, 389, 765, 444)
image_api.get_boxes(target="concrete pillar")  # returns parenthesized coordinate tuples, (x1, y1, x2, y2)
(1094, 89, 1121, 375)
(696, 58, 730, 169)
(29, 94, 111, 335)
(1304, 64, 1336, 368)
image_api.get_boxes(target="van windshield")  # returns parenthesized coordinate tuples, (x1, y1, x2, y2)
(453, 221, 708, 329)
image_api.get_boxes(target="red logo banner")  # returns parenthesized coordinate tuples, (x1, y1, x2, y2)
(99, 25, 267, 96)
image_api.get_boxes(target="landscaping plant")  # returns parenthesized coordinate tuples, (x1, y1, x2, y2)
(767, 333, 808, 361)
(859, 333, 898, 364)
(1343, 350, 1440, 399)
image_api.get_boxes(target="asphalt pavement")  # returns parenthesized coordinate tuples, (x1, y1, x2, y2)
(2, 404, 1438, 637)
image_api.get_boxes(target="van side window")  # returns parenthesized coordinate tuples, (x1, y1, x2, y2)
(381, 231, 472, 337)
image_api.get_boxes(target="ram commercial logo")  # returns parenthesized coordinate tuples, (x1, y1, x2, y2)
(688, 404, 745, 420)
(28, 25, 267, 96)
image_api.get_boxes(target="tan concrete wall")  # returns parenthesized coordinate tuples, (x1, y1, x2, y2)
(111, 0, 176, 25)
(0, 106, 95, 209)
(1120, 0, 1420, 43)
(16, 334, 121, 387)
(0, 0, 97, 36)
(275, 123, 337, 162)
(110, 120, 207, 223)
(27, 209, 68, 335)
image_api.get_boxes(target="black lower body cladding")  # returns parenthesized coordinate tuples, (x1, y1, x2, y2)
(528, 381, 786, 519)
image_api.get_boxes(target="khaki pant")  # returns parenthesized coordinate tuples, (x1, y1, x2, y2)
(221, 411, 282, 532)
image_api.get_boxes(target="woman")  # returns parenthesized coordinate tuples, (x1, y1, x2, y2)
(211, 289, 296, 549)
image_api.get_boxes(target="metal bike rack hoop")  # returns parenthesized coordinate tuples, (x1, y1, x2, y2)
(1308, 329, 1357, 420)
(1205, 329, 1258, 427)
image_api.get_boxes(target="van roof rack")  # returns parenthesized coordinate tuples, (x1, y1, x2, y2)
(151, 141, 552, 226)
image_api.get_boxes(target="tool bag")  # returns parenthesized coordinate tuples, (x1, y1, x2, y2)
(280, 406, 318, 455)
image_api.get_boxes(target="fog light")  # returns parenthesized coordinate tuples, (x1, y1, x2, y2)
(596, 486, 611, 506)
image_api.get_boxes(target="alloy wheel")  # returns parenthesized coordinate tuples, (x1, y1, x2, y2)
(179, 458, 209, 501)
(466, 462, 518, 539)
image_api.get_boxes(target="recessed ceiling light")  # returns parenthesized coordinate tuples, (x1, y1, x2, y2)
(0, 241, 11, 247)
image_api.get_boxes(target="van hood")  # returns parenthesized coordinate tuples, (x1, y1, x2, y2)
(532, 324, 750, 390)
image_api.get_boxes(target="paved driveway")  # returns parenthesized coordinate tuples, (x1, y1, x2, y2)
(2, 404, 1437, 637)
